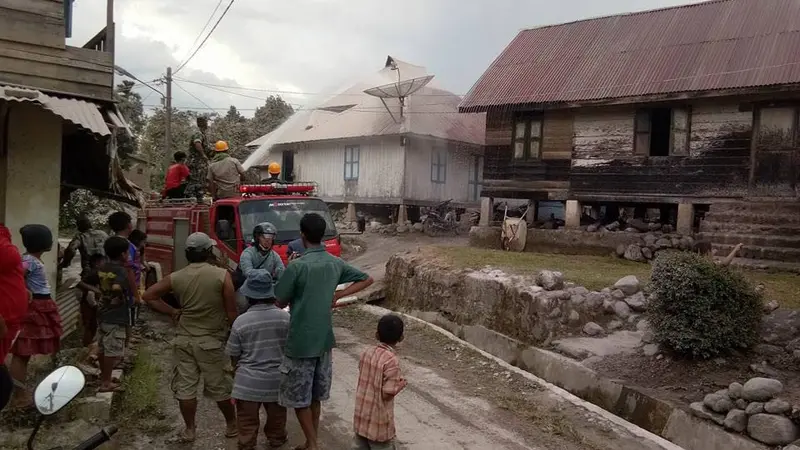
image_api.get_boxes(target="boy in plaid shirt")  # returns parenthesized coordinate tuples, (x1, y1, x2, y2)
(352, 314, 407, 449)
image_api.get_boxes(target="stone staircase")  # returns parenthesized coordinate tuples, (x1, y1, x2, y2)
(698, 199, 800, 272)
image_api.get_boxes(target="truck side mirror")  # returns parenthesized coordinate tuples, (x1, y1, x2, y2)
(216, 220, 232, 240)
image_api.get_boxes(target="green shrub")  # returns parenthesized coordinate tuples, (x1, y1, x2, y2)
(647, 251, 763, 359)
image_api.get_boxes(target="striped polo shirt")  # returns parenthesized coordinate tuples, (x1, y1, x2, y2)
(225, 303, 290, 402)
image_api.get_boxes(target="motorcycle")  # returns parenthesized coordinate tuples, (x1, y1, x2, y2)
(26, 365, 118, 450)
(422, 199, 460, 236)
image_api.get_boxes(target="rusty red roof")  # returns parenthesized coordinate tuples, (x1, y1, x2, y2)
(460, 0, 800, 112)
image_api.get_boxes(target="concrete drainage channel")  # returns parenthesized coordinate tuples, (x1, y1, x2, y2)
(371, 305, 769, 450)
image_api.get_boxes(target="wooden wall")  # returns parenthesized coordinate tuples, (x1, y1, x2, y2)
(482, 110, 571, 198)
(0, 0, 114, 101)
(753, 106, 799, 196)
(570, 103, 752, 199)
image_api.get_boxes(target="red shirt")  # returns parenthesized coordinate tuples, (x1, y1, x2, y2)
(163, 163, 190, 193)
(0, 225, 29, 361)
(353, 343, 407, 442)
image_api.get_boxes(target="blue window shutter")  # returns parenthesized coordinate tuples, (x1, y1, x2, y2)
(64, 0, 74, 38)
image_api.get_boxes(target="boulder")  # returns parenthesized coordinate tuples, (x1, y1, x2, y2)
(735, 399, 748, 410)
(641, 247, 654, 260)
(704, 392, 735, 414)
(614, 276, 640, 295)
(649, 222, 662, 231)
(746, 402, 765, 415)
(690, 402, 726, 426)
(607, 320, 624, 331)
(643, 234, 657, 247)
(642, 344, 660, 357)
(615, 244, 626, 257)
(661, 224, 674, 233)
(624, 292, 647, 312)
(606, 221, 621, 231)
(570, 286, 589, 296)
(412, 222, 424, 232)
(585, 292, 605, 309)
(763, 299, 780, 313)
(723, 409, 748, 433)
(623, 244, 646, 262)
(654, 238, 672, 249)
(761, 309, 800, 345)
(587, 224, 599, 232)
(729, 382, 744, 400)
(613, 301, 632, 319)
(396, 225, 408, 233)
(742, 378, 784, 402)
(537, 270, 564, 291)
(636, 319, 650, 332)
(627, 218, 650, 232)
(570, 295, 586, 307)
(642, 330, 655, 344)
(766, 399, 792, 415)
(568, 310, 581, 323)
(611, 289, 626, 300)
(583, 322, 604, 337)
(747, 413, 799, 446)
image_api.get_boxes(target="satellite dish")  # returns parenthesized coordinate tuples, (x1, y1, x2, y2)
(363, 75, 435, 123)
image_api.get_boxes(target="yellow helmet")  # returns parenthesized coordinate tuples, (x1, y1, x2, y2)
(268, 162, 281, 175)
(214, 140, 229, 152)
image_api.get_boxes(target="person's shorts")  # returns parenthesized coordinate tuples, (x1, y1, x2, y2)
(97, 323, 126, 358)
(278, 351, 332, 409)
(171, 335, 232, 402)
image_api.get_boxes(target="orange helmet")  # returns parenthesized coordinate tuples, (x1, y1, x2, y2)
(268, 162, 281, 175)
(214, 140, 229, 152)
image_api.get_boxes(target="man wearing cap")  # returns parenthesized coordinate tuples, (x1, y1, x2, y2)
(207, 140, 247, 200)
(142, 232, 239, 443)
(226, 271, 290, 449)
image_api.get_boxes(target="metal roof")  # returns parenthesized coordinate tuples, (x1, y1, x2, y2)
(460, 0, 800, 112)
(244, 56, 485, 169)
(0, 85, 111, 136)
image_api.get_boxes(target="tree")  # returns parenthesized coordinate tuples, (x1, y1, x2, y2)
(251, 96, 294, 138)
(208, 105, 254, 161)
(140, 107, 198, 191)
(114, 81, 145, 168)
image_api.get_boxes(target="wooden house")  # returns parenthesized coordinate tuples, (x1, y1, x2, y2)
(460, 0, 800, 266)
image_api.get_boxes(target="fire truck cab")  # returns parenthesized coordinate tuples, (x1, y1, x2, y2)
(139, 180, 342, 284)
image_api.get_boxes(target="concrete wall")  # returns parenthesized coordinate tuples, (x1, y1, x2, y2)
(403, 136, 482, 204)
(294, 137, 405, 203)
(1, 102, 62, 290)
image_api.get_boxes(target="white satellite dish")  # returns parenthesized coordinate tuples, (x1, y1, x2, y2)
(363, 74, 434, 123)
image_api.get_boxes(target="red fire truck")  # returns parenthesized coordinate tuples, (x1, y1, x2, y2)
(139, 179, 345, 297)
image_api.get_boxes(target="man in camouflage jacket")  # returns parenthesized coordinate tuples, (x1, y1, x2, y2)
(185, 116, 211, 201)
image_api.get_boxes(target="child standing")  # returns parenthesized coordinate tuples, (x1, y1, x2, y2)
(77, 253, 106, 366)
(10, 224, 63, 408)
(352, 314, 408, 450)
(226, 271, 290, 449)
(96, 236, 136, 392)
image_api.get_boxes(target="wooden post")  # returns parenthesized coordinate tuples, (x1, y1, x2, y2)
(165, 66, 172, 166)
(106, 0, 115, 55)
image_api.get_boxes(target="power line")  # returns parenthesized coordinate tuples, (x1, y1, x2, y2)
(179, 0, 224, 67)
(174, 77, 461, 97)
(142, 103, 470, 114)
(177, 79, 304, 107)
(174, 0, 236, 75)
(114, 65, 164, 98)
(173, 81, 218, 111)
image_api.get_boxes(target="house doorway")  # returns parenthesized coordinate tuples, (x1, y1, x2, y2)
(281, 150, 295, 182)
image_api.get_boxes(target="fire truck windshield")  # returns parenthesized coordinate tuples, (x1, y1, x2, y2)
(238, 198, 338, 243)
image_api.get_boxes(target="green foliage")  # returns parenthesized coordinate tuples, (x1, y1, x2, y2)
(114, 81, 145, 169)
(646, 251, 763, 359)
(59, 189, 122, 234)
(139, 107, 197, 192)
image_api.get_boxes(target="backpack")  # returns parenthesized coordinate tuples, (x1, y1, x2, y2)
(79, 230, 107, 259)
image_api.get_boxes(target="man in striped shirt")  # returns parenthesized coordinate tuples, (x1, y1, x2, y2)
(226, 271, 290, 449)
(353, 314, 408, 449)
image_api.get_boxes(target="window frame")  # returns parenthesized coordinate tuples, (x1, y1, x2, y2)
(343, 145, 360, 181)
(512, 116, 543, 160)
(431, 148, 447, 184)
(467, 155, 482, 201)
(634, 107, 692, 156)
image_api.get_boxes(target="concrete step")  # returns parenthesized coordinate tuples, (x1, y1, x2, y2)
(702, 211, 800, 226)
(713, 243, 800, 263)
(698, 232, 800, 249)
(727, 257, 800, 274)
(711, 200, 800, 215)
(699, 220, 800, 236)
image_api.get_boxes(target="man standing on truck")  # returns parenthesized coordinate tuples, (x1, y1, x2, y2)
(207, 140, 247, 200)
(275, 213, 374, 450)
(142, 232, 239, 444)
(185, 116, 211, 202)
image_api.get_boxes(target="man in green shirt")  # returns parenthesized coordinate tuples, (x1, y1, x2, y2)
(275, 213, 373, 450)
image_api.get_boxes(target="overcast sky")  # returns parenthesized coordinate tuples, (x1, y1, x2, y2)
(67, 0, 704, 116)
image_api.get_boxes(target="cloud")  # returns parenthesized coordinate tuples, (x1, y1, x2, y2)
(66, 0, 705, 116)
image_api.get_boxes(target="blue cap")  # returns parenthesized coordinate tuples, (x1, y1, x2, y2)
(239, 270, 275, 299)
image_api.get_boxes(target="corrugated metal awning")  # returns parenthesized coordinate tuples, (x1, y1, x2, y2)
(0, 85, 111, 136)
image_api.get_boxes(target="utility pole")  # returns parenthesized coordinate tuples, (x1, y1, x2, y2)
(164, 66, 173, 168)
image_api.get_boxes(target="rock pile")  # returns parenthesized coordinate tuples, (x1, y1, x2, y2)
(690, 377, 800, 445)
(614, 232, 696, 263)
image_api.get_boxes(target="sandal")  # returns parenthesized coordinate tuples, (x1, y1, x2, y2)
(224, 429, 239, 438)
(97, 382, 124, 393)
(166, 430, 196, 444)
